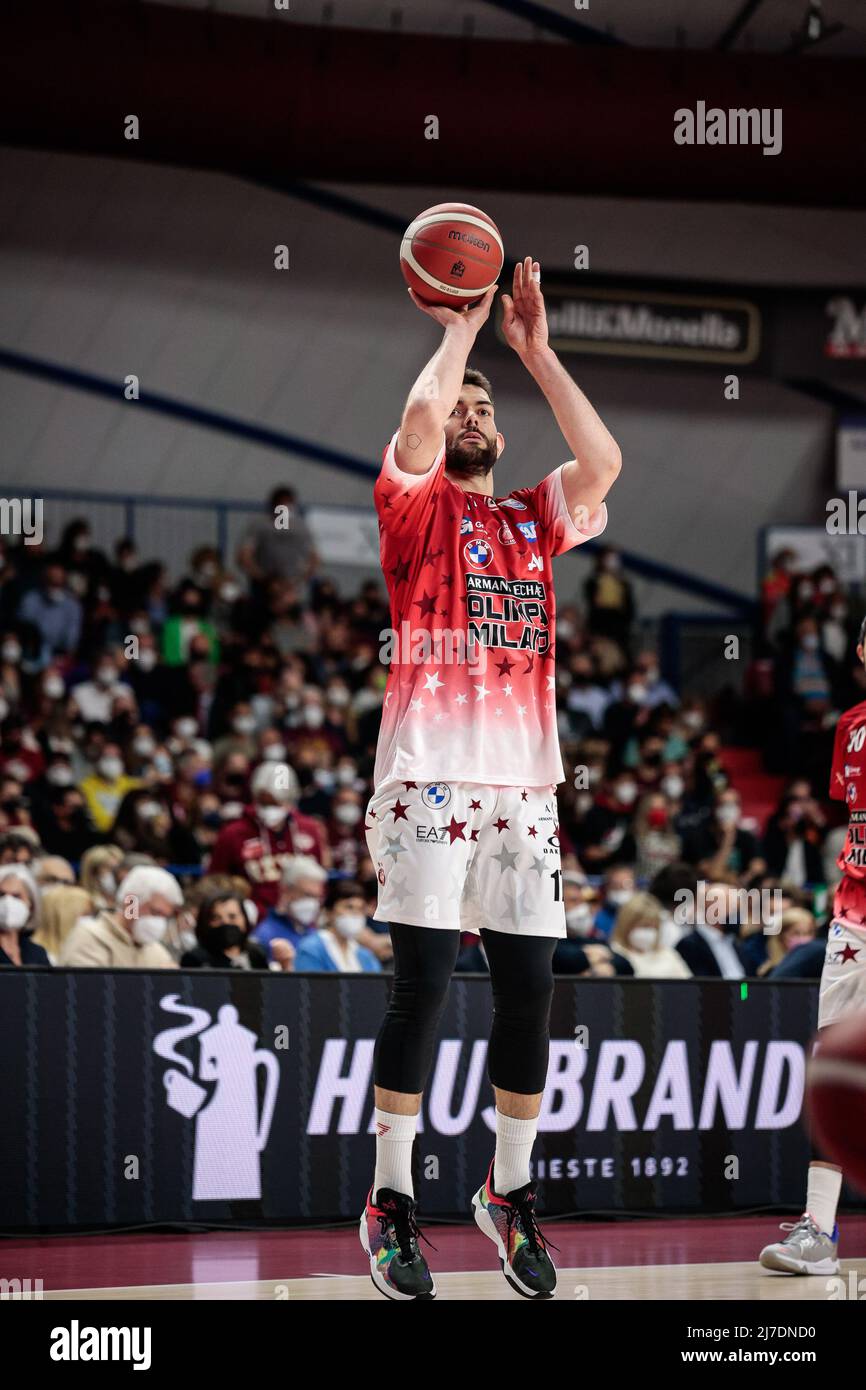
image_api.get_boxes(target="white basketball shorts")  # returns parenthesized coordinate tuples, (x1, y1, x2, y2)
(818, 919, 866, 1030)
(364, 779, 566, 937)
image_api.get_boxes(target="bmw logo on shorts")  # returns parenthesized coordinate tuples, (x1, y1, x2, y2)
(464, 538, 493, 568)
(421, 782, 451, 810)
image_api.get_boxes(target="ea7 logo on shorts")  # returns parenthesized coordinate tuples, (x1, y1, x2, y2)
(464, 539, 493, 569)
(416, 825, 450, 844)
(421, 782, 451, 809)
(516, 520, 538, 542)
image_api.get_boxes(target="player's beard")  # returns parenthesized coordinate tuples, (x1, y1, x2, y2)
(445, 432, 497, 480)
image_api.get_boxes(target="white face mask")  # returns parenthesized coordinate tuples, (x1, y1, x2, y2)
(565, 906, 594, 937)
(133, 736, 156, 758)
(333, 912, 365, 940)
(336, 765, 357, 787)
(628, 927, 658, 953)
(303, 706, 325, 729)
(291, 896, 320, 926)
(0, 894, 30, 931)
(138, 649, 157, 672)
(233, 715, 256, 735)
(327, 687, 351, 708)
(175, 719, 198, 740)
(334, 803, 362, 826)
(96, 667, 116, 687)
(98, 871, 117, 898)
(262, 744, 287, 762)
(662, 774, 684, 800)
(257, 804, 288, 831)
(616, 782, 638, 807)
(2, 641, 21, 663)
(608, 889, 633, 907)
(717, 804, 740, 827)
(43, 676, 65, 700)
(99, 756, 124, 781)
(221, 801, 244, 821)
(47, 764, 74, 787)
(627, 684, 648, 705)
(131, 914, 168, 946)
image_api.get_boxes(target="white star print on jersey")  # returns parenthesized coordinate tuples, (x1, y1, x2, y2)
(373, 429, 607, 787)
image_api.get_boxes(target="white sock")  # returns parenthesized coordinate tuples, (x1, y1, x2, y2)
(493, 1110, 538, 1196)
(806, 1162, 843, 1235)
(373, 1108, 418, 1202)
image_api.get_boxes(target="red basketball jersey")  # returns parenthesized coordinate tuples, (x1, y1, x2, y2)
(373, 430, 607, 787)
(829, 699, 866, 924)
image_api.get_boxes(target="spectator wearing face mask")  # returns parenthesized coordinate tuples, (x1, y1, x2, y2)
(69, 652, 132, 725)
(212, 701, 259, 764)
(675, 882, 750, 979)
(634, 791, 682, 880)
(552, 874, 605, 972)
(603, 670, 654, 748)
(293, 879, 382, 974)
(59, 864, 181, 967)
(584, 547, 634, 647)
(0, 864, 49, 966)
(611, 893, 692, 979)
(682, 788, 765, 885)
(80, 844, 124, 911)
(79, 743, 141, 833)
(757, 906, 818, 978)
(208, 762, 328, 918)
(565, 654, 611, 735)
(287, 688, 346, 765)
(182, 891, 269, 970)
(592, 864, 637, 937)
(328, 788, 366, 875)
(761, 790, 826, 887)
(161, 582, 219, 667)
(250, 853, 327, 959)
(575, 777, 638, 875)
(17, 563, 83, 668)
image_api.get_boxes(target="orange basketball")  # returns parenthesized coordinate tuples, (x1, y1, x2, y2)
(806, 1012, 866, 1193)
(400, 202, 504, 307)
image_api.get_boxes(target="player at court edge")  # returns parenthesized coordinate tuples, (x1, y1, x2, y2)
(759, 616, 866, 1275)
(360, 257, 622, 1299)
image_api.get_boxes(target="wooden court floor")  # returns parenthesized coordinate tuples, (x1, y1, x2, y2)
(6, 1215, 866, 1302)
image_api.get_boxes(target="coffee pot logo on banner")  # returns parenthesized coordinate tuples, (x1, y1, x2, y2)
(153, 995, 279, 1201)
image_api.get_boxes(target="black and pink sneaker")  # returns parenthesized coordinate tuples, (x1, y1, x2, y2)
(471, 1159, 557, 1298)
(359, 1187, 437, 1300)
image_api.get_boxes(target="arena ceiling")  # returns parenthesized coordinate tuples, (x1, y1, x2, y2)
(2, 0, 865, 205)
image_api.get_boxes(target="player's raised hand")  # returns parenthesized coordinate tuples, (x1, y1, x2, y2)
(407, 283, 497, 335)
(501, 256, 549, 357)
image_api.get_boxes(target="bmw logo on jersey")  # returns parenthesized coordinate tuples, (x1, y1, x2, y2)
(464, 538, 493, 568)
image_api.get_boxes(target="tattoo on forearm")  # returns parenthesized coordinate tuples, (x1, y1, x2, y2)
(406, 433, 422, 450)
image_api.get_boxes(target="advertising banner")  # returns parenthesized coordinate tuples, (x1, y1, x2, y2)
(0, 969, 845, 1232)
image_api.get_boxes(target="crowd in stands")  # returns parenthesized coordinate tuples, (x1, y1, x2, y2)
(0, 507, 857, 982)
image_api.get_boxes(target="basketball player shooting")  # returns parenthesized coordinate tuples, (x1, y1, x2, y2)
(759, 620, 866, 1274)
(361, 257, 622, 1299)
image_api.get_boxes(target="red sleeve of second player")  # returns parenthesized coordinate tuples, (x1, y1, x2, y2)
(829, 712, 850, 800)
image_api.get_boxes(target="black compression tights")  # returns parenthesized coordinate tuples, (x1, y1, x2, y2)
(373, 923, 557, 1096)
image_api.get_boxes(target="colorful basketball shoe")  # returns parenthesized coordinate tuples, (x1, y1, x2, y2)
(472, 1159, 557, 1298)
(359, 1187, 437, 1300)
(759, 1213, 840, 1275)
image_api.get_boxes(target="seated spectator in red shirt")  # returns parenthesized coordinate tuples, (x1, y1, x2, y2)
(208, 761, 328, 919)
